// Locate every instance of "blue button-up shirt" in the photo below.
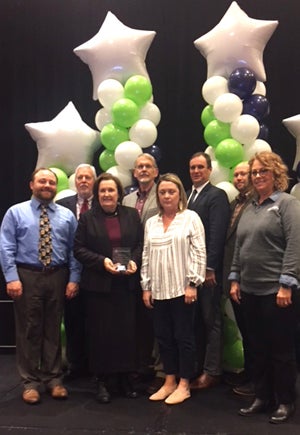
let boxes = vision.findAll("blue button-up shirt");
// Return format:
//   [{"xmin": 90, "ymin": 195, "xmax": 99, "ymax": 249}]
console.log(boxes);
[{"xmin": 0, "ymin": 197, "xmax": 81, "ymax": 283}]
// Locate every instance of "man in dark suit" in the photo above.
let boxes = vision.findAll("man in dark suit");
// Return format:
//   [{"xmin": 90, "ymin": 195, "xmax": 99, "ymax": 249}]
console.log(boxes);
[
  {"xmin": 223, "ymin": 161, "xmax": 254, "ymax": 396},
  {"xmin": 187, "ymin": 152, "xmax": 230, "ymax": 389},
  {"xmin": 56, "ymin": 163, "xmax": 96, "ymax": 380}
]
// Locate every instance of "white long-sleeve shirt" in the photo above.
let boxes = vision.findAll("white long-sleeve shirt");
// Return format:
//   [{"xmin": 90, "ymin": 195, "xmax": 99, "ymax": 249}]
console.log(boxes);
[{"xmin": 140, "ymin": 209, "xmax": 206, "ymax": 300}]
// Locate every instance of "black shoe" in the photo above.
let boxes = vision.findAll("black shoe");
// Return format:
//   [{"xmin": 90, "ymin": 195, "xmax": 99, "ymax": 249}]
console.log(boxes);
[
  {"xmin": 239, "ymin": 398, "xmax": 268, "ymax": 416},
  {"xmin": 269, "ymin": 403, "xmax": 295, "ymax": 424},
  {"xmin": 119, "ymin": 374, "xmax": 138, "ymax": 399},
  {"xmin": 96, "ymin": 382, "xmax": 111, "ymax": 404},
  {"xmin": 233, "ymin": 382, "xmax": 255, "ymax": 397}
]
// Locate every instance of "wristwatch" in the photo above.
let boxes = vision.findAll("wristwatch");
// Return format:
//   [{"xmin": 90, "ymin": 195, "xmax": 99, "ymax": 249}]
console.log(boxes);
[
  {"xmin": 189, "ymin": 282, "xmax": 197, "ymax": 288},
  {"xmin": 281, "ymin": 283, "xmax": 291, "ymax": 289}
]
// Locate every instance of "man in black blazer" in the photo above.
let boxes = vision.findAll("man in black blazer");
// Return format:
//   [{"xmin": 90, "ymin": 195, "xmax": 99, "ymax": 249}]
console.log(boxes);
[
  {"xmin": 56, "ymin": 163, "xmax": 97, "ymax": 380},
  {"xmin": 187, "ymin": 152, "xmax": 230, "ymax": 389}
]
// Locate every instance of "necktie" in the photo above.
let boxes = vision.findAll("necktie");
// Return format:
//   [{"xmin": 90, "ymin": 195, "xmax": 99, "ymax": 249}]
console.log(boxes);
[
  {"xmin": 38, "ymin": 205, "xmax": 52, "ymax": 266},
  {"xmin": 189, "ymin": 189, "xmax": 198, "ymax": 204},
  {"xmin": 80, "ymin": 199, "xmax": 89, "ymax": 216}
]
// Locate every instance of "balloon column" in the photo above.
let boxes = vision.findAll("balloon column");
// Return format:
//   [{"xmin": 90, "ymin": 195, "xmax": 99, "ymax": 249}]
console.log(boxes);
[
  {"xmin": 194, "ymin": 1, "xmax": 278, "ymax": 372},
  {"xmin": 74, "ymin": 11, "xmax": 161, "ymax": 188},
  {"xmin": 194, "ymin": 1, "xmax": 278, "ymax": 201},
  {"xmin": 283, "ymin": 114, "xmax": 300, "ymax": 201}
]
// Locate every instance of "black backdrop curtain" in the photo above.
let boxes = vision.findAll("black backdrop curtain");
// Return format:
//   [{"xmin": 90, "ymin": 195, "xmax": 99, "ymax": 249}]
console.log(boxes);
[{"xmin": 1, "ymin": 0, "xmax": 299, "ymax": 220}]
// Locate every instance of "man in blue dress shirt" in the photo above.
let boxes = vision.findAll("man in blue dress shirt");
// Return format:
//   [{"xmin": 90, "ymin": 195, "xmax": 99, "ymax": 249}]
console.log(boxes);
[{"xmin": 0, "ymin": 168, "xmax": 81, "ymax": 405}]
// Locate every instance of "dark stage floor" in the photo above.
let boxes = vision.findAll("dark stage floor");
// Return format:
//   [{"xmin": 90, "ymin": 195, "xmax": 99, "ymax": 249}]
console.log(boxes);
[{"xmin": 0, "ymin": 352, "xmax": 299, "ymax": 435}]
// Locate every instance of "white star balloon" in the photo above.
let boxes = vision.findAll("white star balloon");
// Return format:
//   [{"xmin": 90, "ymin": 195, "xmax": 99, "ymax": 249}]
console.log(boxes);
[
  {"xmin": 74, "ymin": 11, "xmax": 156, "ymax": 100},
  {"xmin": 282, "ymin": 114, "xmax": 300, "ymax": 170},
  {"xmin": 194, "ymin": 1, "xmax": 278, "ymax": 81},
  {"xmin": 25, "ymin": 102, "xmax": 100, "ymax": 175}
]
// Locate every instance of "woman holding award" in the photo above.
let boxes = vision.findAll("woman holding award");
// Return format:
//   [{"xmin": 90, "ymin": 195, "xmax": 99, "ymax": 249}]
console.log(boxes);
[{"xmin": 74, "ymin": 173, "xmax": 143, "ymax": 404}]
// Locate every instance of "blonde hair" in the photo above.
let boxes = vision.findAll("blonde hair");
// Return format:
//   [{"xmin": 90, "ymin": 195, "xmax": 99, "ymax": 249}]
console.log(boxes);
[
  {"xmin": 156, "ymin": 173, "xmax": 187, "ymax": 214},
  {"xmin": 249, "ymin": 151, "xmax": 289, "ymax": 192}
]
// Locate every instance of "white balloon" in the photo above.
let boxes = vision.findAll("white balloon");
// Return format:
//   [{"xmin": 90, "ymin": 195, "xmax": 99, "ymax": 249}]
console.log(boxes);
[
  {"xmin": 95, "ymin": 108, "xmax": 112, "ymax": 131},
  {"xmin": 74, "ymin": 11, "xmax": 156, "ymax": 100},
  {"xmin": 282, "ymin": 114, "xmax": 300, "ymax": 170},
  {"xmin": 230, "ymin": 114, "xmax": 260, "ymax": 145},
  {"xmin": 114, "ymin": 141, "xmax": 143, "ymax": 170},
  {"xmin": 129, "ymin": 119, "xmax": 157, "ymax": 148},
  {"xmin": 243, "ymin": 138, "xmax": 272, "ymax": 160},
  {"xmin": 194, "ymin": 1, "xmax": 278, "ymax": 81},
  {"xmin": 139, "ymin": 102, "xmax": 161, "ymax": 126},
  {"xmin": 106, "ymin": 165, "xmax": 133, "ymax": 188},
  {"xmin": 68, "ymin": 173, "xmax": 76, "ymax": 191},
  {"xmin": 290, "ymin": 183, "xmax": 300, "ymax": 201},
  {"xmin": 97, "ymin": 79, "xmax": 124, "ymax": 108},
  {"xmin": 254, "ymin": 81, "xmax": 266, "ymax": 96},
  {"xmin": 202, "ymin": 76, "xmax": 228, "ymax": 105},
  {"xmin": 204, "ymin": 146, "xmax": 215, "ymax": 160},
  {"xmin": 55, "ymin": 189, "xmax": 76, "ymax": 202},
  {"xmin": 25, "ymin": 102, "xmax": 101, "ymax": 175},
  {"xmin": 210, "ymin": 160, "xmax": 230, "ymax": 185},
  {"xmin": 216, "ymin": 181, "xmax": 239, "ymax": 202},
  {"xmin": 213, "ymin": 93, "xmax": 243, "ymax": 123}
]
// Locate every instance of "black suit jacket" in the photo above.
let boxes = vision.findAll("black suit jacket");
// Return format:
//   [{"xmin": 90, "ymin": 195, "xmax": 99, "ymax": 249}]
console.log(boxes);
[
  {"xmin": 74, "ymin": 204, "xmax": 144, "ymax": 294},
  {"xmin": 56, "ymin": 194, "xmax": 78, "ymax": 217},
  {"xmin": 187, "ymin": 183, "xmax": 230, "ymax": 279}
]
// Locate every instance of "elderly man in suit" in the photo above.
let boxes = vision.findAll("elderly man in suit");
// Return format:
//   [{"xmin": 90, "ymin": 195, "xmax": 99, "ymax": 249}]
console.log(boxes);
[
  {"xmin": 123, "ymin": 153, "xmax": 159, "ymax": 387},
  {"xmin": 223, "ymin": 161, "xmax": 254, "ymax": 396},
  {"xmin": 57, "ymin": 163, "xmax": 97, "ymax": 380},
  {"xmin": 187, "ymin": 152, "xmax": 230, "ymax": 389}
]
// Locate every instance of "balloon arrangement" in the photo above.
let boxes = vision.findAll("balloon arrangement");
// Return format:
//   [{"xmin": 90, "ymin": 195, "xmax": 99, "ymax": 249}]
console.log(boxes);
[
  {"xmin": 194, "ymin": 1, "xmax": 278, "ymax": 371},
  {"xmin": 74, "ymin": 11, "xmax": 161, "ymax": 189},
  {"xmin": 283, "ymin": 114, "xmax": 300, "ymax": 201},
  {"xmin": 194, "ymin": 1, "xmax": 278, "ymax": 202}
]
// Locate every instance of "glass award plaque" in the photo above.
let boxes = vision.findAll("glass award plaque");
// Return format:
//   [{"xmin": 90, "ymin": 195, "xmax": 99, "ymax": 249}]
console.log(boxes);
[{"xmin": 112, "ymin": 247, "xmax": 131, "ymax": 272}]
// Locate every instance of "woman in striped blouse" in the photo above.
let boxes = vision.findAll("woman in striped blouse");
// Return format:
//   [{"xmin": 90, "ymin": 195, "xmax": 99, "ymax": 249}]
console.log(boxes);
[{"xmin": 141, "ymin": 173, "xmax": 206, "ymax": 405}]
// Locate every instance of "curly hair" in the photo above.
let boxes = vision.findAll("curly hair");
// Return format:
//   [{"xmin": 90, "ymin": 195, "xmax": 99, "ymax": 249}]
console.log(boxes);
[{"xmin": 248, "ymin": 151, "xmax": 289, "ymax": 192}]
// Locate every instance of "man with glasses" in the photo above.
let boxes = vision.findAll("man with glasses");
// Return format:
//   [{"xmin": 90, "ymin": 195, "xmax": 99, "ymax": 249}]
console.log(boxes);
[
  {"xmin": 123, "ymin": 153, "xmax": 159, "ymax": 390},
  {"xmin": 187, "ymin": 152, "xmax": 230, "ymax": 390},
  {"xmin": 223, "ymin": 162, "xmax": 254, "ymax": 396}
]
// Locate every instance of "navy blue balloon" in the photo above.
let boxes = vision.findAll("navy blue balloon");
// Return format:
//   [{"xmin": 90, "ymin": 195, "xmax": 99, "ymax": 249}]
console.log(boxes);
[
  {"xmin": 242, "ymin": 94, "xmax": 270, "ymax": 121},
  {"xmin": 228, "ymin": 68, "xmax": 256, "ymax": 100},
  {"xmin": 124, "ymin": 185, "xmax": 138, "ymax": 195},
  {"xmin": 258, "ymin": 123, "xmax": 269, "ymax": 141},
  {"xmin": 143, "ymin": 144, "xmax": 162, "ymax": 163}
]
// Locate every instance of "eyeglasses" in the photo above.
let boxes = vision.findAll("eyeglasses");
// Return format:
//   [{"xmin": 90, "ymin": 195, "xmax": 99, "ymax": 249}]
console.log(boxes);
[
  {"xmin": 233, "ymin": 171, "xmax": 249, "ymax": 178},
  {"xmin": 250, "ymin": 168, "xmax": 270, "ymax": 177},
  {"xmin": 135, "ymin": 164, "xmax": 154, "ymax": 170}
]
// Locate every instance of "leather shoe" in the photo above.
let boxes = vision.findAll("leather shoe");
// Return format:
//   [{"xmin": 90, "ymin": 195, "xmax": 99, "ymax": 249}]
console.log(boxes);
[
  {"xmin": 239, "ymin": 398, "xmax": 268, "ymax": 416},
  {"xmin": 190, "ymin": 373, "xmax": 220, "ymax": 390},
  {"xmin": 164, "ymin": 388, "xmax": 191, "ymax": 405},
  {"xmin": 149, "ymin": 385, "xmax": 177, "ymax": 401},
  {"xmin": 96, "ymin": 382, "xmax": 111, "ymax": 404},
  {"xmin": 269, "ymin": 403, "xmax": 295, "ymax": 424},
  {"xmin": 22, "ymin": 389, "xmax": 40, "ymax": 404},
  {"xmin": 49, "ymin": 385, "xmax": 68, "ymax": 399},
  {"xmin": 233, "ymin": 382, "xmax": 255, "ymax": 397},
  {"xmin": 119, "ymin": 375, "xmax": 138, "ymax": 399}
]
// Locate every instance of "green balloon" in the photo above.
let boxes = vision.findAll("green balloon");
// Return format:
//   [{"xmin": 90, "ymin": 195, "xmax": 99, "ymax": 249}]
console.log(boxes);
[
  {"xmin": 204, "ymin": 120, "xmax": 231, "ymax": 148},
  {"xmin": 201, "ymin": 105, "xmax": 215, "ymax": 127},
  {"xmin": 124, "ymin": 75, "xmax": 153, "ymax": 106},
  {"xmin": 112, "ymin": 98, "xmax": 140, "ymax": 128},
  {"xmin": 223, "ymin": 339, "xmax": 244, "ymax": 370},
  {"xmin": 215, "ymin": 138, "xmax": 244, "ymax": 168},
  {"xmin": 61, "ymin": 320, "xmax": 66, "ymax": 348},
  {"xmin": 49, "ymin": 167, "xmax": 69, "ymax": 192},
  {"xmin": 99, "ymin": 149, "xmax": 117, "ymax": 171},
  {"xmin": 223, "ymin": 316, "xmax": 239, "ymax": 345},
  {"xmin": 100, "ymin": 123, "xmax": 129, "ymax": 151}
]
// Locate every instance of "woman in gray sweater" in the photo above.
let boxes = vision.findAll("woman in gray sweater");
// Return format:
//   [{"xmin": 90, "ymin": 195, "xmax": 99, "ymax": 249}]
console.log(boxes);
[{"xmin": 229, "ymin": 151, "xmax": 300, "ymax": 424}]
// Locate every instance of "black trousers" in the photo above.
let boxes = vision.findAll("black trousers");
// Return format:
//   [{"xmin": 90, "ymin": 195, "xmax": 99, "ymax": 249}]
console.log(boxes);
[
  {"xmin": 241, "ymin": 291, "xmax": 298, "ymax": 404},
  {"xmin": 153, "ymin": 296, "xmax": 197, "ymax": 380}
]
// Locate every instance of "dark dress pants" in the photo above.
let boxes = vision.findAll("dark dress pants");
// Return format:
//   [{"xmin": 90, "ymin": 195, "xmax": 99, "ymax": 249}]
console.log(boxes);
[{"xmin": 241, "ymin": 291, "xmax": 298, "ymax": 404}]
